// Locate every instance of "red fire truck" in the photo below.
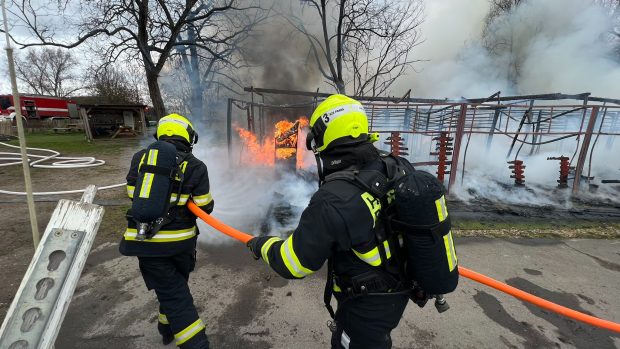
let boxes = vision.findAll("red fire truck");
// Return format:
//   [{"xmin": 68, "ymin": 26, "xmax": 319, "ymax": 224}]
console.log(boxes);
[{"xmin": 0, "ymin": 94, "xmax": 76, "ymax": 119}]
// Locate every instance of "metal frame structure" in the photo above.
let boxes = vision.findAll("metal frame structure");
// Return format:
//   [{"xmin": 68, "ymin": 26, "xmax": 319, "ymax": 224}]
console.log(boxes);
[{"xmin": 228, "ymin": 87, "xmax": 620, "ymax": 193}]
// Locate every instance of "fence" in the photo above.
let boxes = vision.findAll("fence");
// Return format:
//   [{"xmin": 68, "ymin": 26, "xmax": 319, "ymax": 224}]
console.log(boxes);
[
  {"xmin": 0, "ymin": 118, "xmax": 85, "ymax": 136},
  {"xmin": 0, "ymin": 120, "xmax": 13, "ymax": 136}
]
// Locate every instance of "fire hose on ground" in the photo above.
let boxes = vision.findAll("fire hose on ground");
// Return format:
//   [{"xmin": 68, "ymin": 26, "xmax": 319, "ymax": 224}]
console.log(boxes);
[
  {"xmin": 0, "ymin": 142, "xmax": 106, "ymax": 168},
  {"xmin": 187, "ymin": 201, "xmax": 620, "ymax": 334},
  {"xmin": 0, "ymin": 142, "xmax": 125, "ymax": 196}
]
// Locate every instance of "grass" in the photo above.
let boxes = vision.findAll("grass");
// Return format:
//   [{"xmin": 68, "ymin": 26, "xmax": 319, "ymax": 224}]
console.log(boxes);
[
  {"xmin": 96, "ymin": 204, "xmax": 131, "ymax": 244},
  {"xmin": 452, "ymin": 219, "xmax": 620, "ymax": 231},
  {"xmin": 4, "ymin": 132, "xmax": 142, "ymax": 155},
  {"xmin": 452, "ymin": 219, "xmax": 620, "ymax": 238}
]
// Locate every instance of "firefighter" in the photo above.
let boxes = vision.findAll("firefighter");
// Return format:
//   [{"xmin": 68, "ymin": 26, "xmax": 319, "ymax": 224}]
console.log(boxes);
[
  {"xmin": 247, "ymin": 95, "xmax": 409, "ymax": 349},
  {"xmin": 120, "ymin": 113, "xmax": 214, "ymax": 349}
]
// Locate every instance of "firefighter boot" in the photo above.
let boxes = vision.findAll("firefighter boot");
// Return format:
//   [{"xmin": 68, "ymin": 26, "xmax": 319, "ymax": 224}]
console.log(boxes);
[
  {"xmin": 162, "ymin": 333, "xmax": 174, "ymax": 346},
  {"xmin": 158, "ymin": 313, "xmax": 174, "ymax": 345}
]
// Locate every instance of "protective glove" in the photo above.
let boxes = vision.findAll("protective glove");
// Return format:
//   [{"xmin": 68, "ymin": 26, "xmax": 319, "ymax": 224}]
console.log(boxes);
[{"xmin": 247, "ymin": 237, "xmax": 261, "ymax": 260}]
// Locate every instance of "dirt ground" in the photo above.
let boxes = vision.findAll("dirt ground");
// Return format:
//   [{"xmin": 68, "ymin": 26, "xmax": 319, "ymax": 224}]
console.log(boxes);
[
  {"xmin": 0, "ymin": 136, "xmax": 137, "ymax": 322},
  {"xmin": 1, "ymin": 135, "xmax": 619, "ymax": 348}
]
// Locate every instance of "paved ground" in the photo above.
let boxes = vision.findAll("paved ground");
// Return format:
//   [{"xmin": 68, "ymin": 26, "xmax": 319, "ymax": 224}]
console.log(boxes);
[
  {"xmin": 1, "ymin": 137, "xmax": 619, "ymax": 348},
  {"xmin": 50, "ymin": 237, "xmax": 620, "ymax": 349}
]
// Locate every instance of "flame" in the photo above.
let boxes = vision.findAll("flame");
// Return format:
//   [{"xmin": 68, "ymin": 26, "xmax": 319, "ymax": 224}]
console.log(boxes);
[
  {"xmin": 236, "ymin": 117, "xmax": 309, "ymax": 168},
  {"xmin": 276, "ymin": 148, "xmax": 296, "ymax": 159},
  {"xmin": 235, "ymin": 126, "xmax": 275, "ymax": 165}
]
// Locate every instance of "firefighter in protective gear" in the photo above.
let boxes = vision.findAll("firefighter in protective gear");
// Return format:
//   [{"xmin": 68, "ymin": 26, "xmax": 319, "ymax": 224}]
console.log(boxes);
[
  {"xmin": 120, "ymin": 113, "xmax": 213, "ymax": 349},
  {"xmin": 247, "ymin": 95, "xmax": 409, "ymax": 349}
]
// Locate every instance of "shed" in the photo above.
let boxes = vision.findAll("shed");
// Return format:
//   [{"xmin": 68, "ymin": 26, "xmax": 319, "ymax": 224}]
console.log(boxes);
[{"xmin": 77, "ymin": 104, "xmax": 147, "ymax": 141}]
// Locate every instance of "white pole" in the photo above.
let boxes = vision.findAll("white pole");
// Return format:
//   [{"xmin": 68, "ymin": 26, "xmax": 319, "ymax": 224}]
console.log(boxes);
[{"xmin": 1, "ymin": 0, "xmax": 40, "ymax": 248}]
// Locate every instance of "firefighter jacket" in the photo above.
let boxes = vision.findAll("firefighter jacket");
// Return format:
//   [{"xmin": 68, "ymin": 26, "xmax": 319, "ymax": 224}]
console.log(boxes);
[
  {"xmin": 252, "ymin": 143, "xmax": 399, "ymax": 292},
  {"xmin": 120, "ymin": 140, "xmax": 214, "ymax": 257}
]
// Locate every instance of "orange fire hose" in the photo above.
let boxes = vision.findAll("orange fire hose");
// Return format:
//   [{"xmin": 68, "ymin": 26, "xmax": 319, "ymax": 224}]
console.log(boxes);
[
  {"xmin": 188, "ymin": 201, "xmax": 620, "ymax": 334},
  {"xmin": 189, "ymin": 201, "xmax": 253, "ymax": 244},
  {"xmin": 458, "ymin": 266, "xmax": 620, "ymax": 333}
]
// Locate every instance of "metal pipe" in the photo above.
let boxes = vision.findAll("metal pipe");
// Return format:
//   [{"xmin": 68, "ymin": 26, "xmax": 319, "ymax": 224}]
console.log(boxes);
[
  {"xmin": 486, "ymin": 109, "xmax": 501, "ymax": 151},
  {"xmin": 226, "ymin": 98, "xmax": 232, "ymax": 167},
  {"xmin": 2, "ymin": 0, "xmax": 40, "ymax": 248},
  {"xmin": 572, "ymin": 107, "xmax": 599, "ymax": 193},
  {"xmin": 530, "ymin": 110, "xmax": 543, "ymax": 155},
  {"xmin": 506, "ymin": 107, "xmax": 532, "ymax": 159},
  {"xmin": 369, "ymin": 130, "xmax": 620, "ymax": 136},
  {"xmin": 244, "ymin": 87, "xmax": 617, "ymax": 105},
  {"xmin": 448, "ymin": 104, "xmax": 467, "ymax": 190},
  {"xmin": 587, "ymin": 104, "xmax": 607, "ymax": 179},
  {"xmin": 243, "ymin": 86, "xmax": 449, "ymax": 103}
]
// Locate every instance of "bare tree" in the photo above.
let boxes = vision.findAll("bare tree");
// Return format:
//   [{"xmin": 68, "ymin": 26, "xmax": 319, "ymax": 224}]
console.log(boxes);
[
  {"xmin": 291, "ymin": 0, "xmax": 424, "ymax": 96},
  {"xmin": 172, "ymin": 3, "xmax": 268, "ymax": 120},
  {"xmin": 595, "ymin": 0, "xmax": 620, "ymax": 56},
  {"xmin": 15, "ymin": 47, "xmax": 81, "ymax": 97},
  {"xmin": 481, "ymin": 0, "xmax": 531, "ymax": 85},
  {"xmin": 10, "ymin": 0, "xmax": 258, "ymax": 119},
  {"xmin": 345, "ymin": 1, "xmax": 424, "ymax": 96},
  {"xmin": 88, "ymin": 66, "xmax": 142, "ymax": 104},
  {"xmin": 482, "ymin": 0, "xmax": 524, "ymax": 34},
  {"xmin": 483, "ymin": 0, "xmax": 620, "ymax": 84}
]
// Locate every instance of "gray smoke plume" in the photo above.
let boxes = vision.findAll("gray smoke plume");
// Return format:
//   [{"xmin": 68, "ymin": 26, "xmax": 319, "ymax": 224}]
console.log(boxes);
[
  {"xmin": 241, "ymin": 5, "xmax": 323, "ymax": 102},
  {"xmin": 408, "ymin": 0, "xmax": 620, "ymax": 98},
  {"xmin": 383, "ymin": 0, "xmax": 620, "ymax": 207},
  {"xmin": 188, "ymin": 0, "xmax": 620, "ymax": 247}
]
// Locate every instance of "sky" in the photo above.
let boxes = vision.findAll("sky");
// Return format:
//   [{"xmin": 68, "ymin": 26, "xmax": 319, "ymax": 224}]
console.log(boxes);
[{"xmin": 1, "ymin": 0, "xmax": 619, "ymax": 100}]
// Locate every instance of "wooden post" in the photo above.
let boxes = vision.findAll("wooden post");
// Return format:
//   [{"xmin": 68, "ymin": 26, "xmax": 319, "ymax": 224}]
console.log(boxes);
[
  {"xmin": 0, "ymin": 185, "xmax": 105, "ymax": 349},
  {"xmin": 79, "ymin": 107, "xmax": 94, "ymax": 142},
  {"xmin": 2, "ymin": 0, "xmax": 39, "ymax": 248}
]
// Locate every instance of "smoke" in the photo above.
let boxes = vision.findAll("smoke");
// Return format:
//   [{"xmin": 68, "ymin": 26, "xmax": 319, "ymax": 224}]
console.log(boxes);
[
  {"xmin": 241, "ymin": 3, "xmax": 323, "ymax": 102},
  {"xmin": 174, "ymin": 0, "xmax": 620, "ymax": 246},
  {"xmin": 387, "ymin": 0, "xmax": 620, "ymax": 207},
  {"xmin": 191, "ymin": 110, "xmax": 318, "ymax": 245},
  {"xmin": 409, "ymin": 0, "xmax": 620, "ymax": 99},
  {"xmin": 191, "ymin": 139, "xmax": 317, "ymax": 245},
  {"xmin": 438, "ymin": 128, "xmax": 620, "ymax": 208},
  {"xmin": 242, "ymin": 25, "xmax": 320, "ymax": 93}
]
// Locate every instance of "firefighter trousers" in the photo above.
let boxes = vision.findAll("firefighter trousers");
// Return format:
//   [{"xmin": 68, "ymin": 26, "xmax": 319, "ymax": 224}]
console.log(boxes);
[
  {"xmin": 138, "ymin": 250, "xmax": 209, "ymax": 349},
  {"xmin": 330, "ymin": 294, "xmax": 409, "ymax": 349}
]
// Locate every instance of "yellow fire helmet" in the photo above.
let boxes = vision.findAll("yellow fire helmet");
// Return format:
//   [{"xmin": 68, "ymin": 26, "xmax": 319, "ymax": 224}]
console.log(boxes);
[
  {"xmin": 306, "ymin": 94, "xmax": 369, "ymax": 152},
  {"xmin": 156, "ymin": 113, "xmax": 198, "ymax": 146}
]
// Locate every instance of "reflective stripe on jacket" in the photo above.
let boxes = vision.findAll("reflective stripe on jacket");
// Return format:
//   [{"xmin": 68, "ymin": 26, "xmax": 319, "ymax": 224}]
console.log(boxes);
[{"xmin": 120, "ymin": 141, "xmax": 214, "ymax": 257}]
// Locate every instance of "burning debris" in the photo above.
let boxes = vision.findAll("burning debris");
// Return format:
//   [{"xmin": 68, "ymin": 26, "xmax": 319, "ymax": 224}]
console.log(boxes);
[
  {"xmin": 275, "ymin": 120, "xmax": 303, "ymax": 160},
  {"xmin": 233, "ymin": 117, "xmax": 315, "ymax": 234},
  {"xmin": 236, "ymin": 117, "xmax": 309, "ymax": 169}
]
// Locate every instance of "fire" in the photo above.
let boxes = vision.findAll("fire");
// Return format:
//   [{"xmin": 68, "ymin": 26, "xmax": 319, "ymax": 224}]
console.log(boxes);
[
  {"xmin": 236, "ymin": 117, "xmax": 309, "ymax": 168},
  {"xmin": 235, "ymin": 126, "xmax": 276, "ymax": 165}
]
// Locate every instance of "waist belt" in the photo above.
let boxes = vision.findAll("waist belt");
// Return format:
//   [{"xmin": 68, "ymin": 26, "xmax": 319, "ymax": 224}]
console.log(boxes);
[{"xmin": 335, "ymin": 270, "xmax": 405, "ymax": 298}]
